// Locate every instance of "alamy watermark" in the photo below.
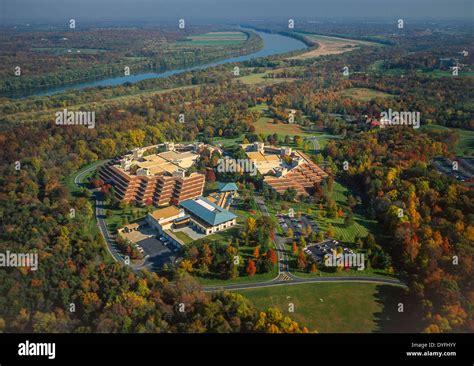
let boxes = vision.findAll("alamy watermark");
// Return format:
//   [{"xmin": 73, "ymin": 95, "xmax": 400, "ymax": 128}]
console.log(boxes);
[
  {"xmin": 55, "ymin": 109, "xmax": 95, "ymax": 129},
  {"xmin": 217, "ymin": 157, "xmax": 257, "ymax": 176},
  {"xmin": 0, "ymin": 251, "xmax": 38, "ymax": 271},
  {"xmin": 324, "ymin": 251, "xmax": 365, "ymax": 271},
  {"xmin": 380, "ymin": 108, "xmax": 420, "ymax": 129},
  {"xmin": 18, "ymin": 341, "xmax": 55, "ymax": 360}
]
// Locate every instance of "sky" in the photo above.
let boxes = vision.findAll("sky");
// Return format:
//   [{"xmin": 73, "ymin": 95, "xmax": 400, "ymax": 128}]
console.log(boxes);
[{"xmin": 1, "ymin": 0, "xmax": 472, "ymax": 23}]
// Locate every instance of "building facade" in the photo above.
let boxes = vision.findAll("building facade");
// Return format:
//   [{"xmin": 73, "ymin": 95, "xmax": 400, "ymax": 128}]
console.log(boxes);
[{"xmin": 99, "ymin": 143, "xmax": 206, "ymax": 206}]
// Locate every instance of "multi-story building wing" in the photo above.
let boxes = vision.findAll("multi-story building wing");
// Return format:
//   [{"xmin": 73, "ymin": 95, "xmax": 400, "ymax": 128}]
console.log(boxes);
[{"xmin": 99, "ymin": 143, "xmax": 206, "ymax": 206}]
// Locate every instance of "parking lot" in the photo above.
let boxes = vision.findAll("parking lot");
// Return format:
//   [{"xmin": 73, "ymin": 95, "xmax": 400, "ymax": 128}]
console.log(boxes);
[
  {"xmin": 276, "ymin": 213, "xmax": 318, "ymax": 238},
  {"xmin": 432, "ymin": 157, "xmax": 473, "ymax": 182},
  {"xmin": 305, "ymin": 239, "xmax": 355, "ymax": 263},
  {"xmin": 136, "ymin": 236, "xmax": 180, "ymax": 270},
  {"xmin": 119, "ymin": 222, "xmax": 181, "ymax": 271}
]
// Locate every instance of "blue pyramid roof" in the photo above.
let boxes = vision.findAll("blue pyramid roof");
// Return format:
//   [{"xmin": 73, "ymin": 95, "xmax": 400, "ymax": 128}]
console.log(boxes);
[{"xmin": 217, "ymin": 182, "xmax": 238, "ymax": 192}]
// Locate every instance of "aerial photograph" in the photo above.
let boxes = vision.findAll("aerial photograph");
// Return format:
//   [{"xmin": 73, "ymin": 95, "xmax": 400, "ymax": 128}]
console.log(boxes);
[{"xmin": 0, "ymin": 0, "xmax": 472, "ymax": 362}]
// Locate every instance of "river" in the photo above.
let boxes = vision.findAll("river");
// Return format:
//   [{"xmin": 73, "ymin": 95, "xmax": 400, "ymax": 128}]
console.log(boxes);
[{"xmin": 10, "ymin": 30, "xmax": 308, "ymax": 99}]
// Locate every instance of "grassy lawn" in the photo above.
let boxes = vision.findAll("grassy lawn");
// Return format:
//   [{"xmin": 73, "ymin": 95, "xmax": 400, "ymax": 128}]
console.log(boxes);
[
  {"xmin": 64, "ymin": 160, "xmax": 104, "ymax": 198},
  {"xmin": 253, "ymin": 117, "xmax": 315, "ymax": 138},
  {"xmin": 236, "ymin": 72, "xmax": 296, "ymax": 86},
  {"xmin": 249, "ymin": 102, "xmax": 327, "ymax": 140},
  {"xmin": 173, "ymin": 231, "xmax": 194, "ymax": 245},
  {"xmin": 64, "ymin": 161, "xmax": 104, "ymax": 236},
  {"xmin": 103, "ymin": 203, "xmax": 151, "ymax": 233},
  {"xmin": 208, "ymin": 135, "xmax": 243, "ymax": 147},
  {"xmin": 237, "ymin": 282, "xmax": 410, "ymax": 333},
  {"xmin": 197, "ymin": 265, "xmax": 278, "ymax": 286},
  {"xmin": 338, "ymin": 88, "xmax": 394, "ymax": 102}
]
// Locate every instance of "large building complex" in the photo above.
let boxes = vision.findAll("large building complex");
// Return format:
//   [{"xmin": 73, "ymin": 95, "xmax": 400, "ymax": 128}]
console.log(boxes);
[
  {"xmin": 242, "ymin": 142, "xmax": 328, "ymax": 197},
  {"xmin": 100, "ymin": 142, "xmax": 215, "ymax": 206}
]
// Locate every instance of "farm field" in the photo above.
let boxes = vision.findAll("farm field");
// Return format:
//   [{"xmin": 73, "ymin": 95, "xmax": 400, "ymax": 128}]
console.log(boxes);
[
  {"xmin": 288, "ymin": 33, "xmax": 379, "ymax": 60},
  {"xmin": 237, "ymin": 282, "xmax": 409, "ymax": 333}
]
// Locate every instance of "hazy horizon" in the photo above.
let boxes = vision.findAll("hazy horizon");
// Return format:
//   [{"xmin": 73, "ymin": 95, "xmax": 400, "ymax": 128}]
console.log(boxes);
[{"xmin": 1, "ymin": 0, "xmax": 472, "ymax": 24}]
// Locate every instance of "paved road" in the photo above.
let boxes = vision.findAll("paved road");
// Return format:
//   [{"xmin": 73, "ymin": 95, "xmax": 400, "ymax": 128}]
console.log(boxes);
[
  {"xmin": 202, "ymin": 274, "xmax": 406, "ymax": 292},
  {"xmin": 74, "ymin": 160, "xmax": 124, "ymax": 264}
]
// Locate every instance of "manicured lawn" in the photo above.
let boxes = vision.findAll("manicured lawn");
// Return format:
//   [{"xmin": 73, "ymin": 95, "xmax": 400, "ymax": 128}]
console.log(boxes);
[
  {"xmin": 208, "ymin": 135, "xmax": 243, "ymax": 147},
  {"xmin": 103, "ymin": 204, "xmax": 151, "ymax": 233},
  {"xmin": 173, "ymin": 231, "xmax": 194, "ymax": 245},
  {"xmin": 237, "ymin": 282, "xmax": 409, "ymax": 332}
]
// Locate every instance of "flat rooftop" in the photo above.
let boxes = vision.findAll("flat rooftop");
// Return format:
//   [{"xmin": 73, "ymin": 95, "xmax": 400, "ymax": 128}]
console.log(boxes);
[
  {"xmin": 115, "ymin": 148, "xmax": 199, "ymax": 176},
  {"xmin": 149, "ymin": 206, "xmax": 182, "ymax": 221}
]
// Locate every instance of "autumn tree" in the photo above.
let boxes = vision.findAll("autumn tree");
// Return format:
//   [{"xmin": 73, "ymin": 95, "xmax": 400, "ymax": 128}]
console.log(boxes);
[{"xmin": 246, "ymin": 260, "xmax": 257, "ymax": 277}]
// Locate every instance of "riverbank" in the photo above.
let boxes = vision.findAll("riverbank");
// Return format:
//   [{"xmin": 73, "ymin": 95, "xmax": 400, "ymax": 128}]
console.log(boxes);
[{"xmin": 2, "ymin": 29, "xmax": 307, "ymax": 99}]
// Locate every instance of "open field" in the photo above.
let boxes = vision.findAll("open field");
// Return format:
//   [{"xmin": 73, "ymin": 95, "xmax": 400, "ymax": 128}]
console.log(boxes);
[
  {"xmin": 237, "ymin": 282, "xmax": 410, "ymax": 332},
  {"xmin": 249, "ymin": 102, "xmax": 334, "ymax": 142},
  {"xmin": 236, "ymin": 72, "xmax": 296, "ymax": 87},
  {"xmin": 288, "ymin": 33, "xmax": 378, "ymax": 60},
  {"xmin": 254, "ymin": 117, "xmax": 313, "ymax": 137},
  {"xmin": 338, "ymin": 87, "xmax": 394, "ymax": 102}
]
